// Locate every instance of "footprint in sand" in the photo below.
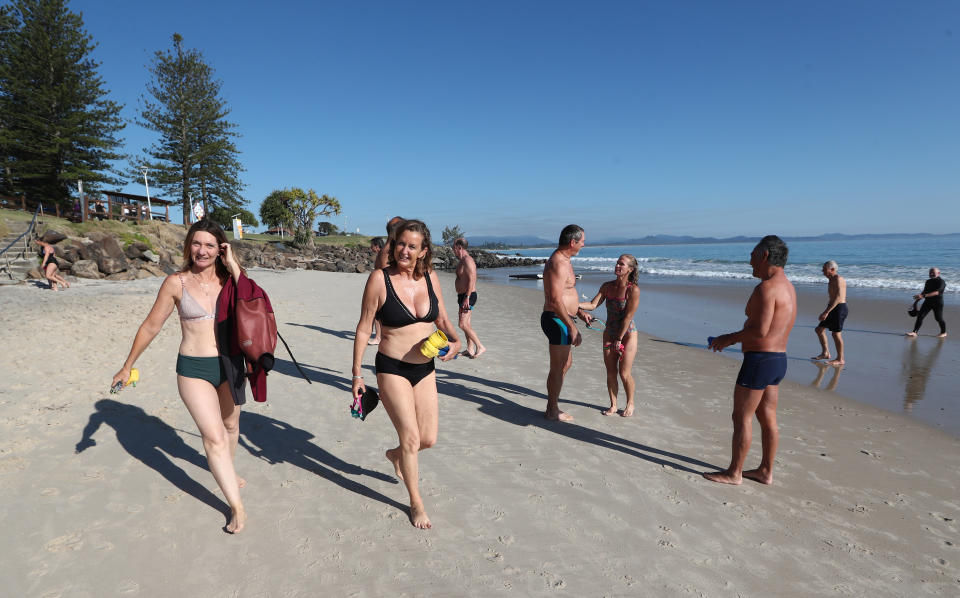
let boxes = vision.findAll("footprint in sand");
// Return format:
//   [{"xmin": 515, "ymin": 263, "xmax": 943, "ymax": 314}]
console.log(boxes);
[
  {"xmin": 44, "ymin": 532, "xmax": 83, "ymax": 552},
  {"xmin": 40, "ymin": 487, "xmax": 60, "ymax": 496},
  {"xmin": 117, "ymin": 579, "xmax": 140, "ymax": 594}
]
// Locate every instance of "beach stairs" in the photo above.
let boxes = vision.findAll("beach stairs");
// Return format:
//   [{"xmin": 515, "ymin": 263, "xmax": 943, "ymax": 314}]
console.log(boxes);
[{"xmin": 0, "ymin": 221, "xmax": 36, "ymax": 285}]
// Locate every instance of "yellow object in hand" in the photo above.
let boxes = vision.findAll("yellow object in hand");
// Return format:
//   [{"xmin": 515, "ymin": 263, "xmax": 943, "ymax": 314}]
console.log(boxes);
[
  {"xmin": 128, "ymin": 368, "xmax": 139, "ymax": 387},
  {"xmin": 419, "ymin": 329, "xmax": 449, "ymax": 358}
]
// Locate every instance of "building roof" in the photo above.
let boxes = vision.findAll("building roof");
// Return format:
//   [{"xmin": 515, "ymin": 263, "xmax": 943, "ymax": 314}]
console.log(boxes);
[{"xmin": 101, "ymin": 190, "xmax": 175, "ymax": 205}]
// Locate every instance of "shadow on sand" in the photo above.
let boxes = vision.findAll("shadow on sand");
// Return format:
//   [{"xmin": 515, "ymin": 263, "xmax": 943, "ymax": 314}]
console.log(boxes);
[
  {"xmin": 76, "ymin": 399, "xmax": 229, "ymax": 521},
  {"xmin": 238, "ymin": 411, "xmax": 405, "ymax": 512},
  {"xmin": 285, "ymin": 322, "xmax": 356, "ymax": 341},
  {"xmin": 433, "ymin": 368, "xmax": 718, "ymax": 474},
  {"xmin": 272, "ymin": 358, "xmax": 352, "ymax": 391}
]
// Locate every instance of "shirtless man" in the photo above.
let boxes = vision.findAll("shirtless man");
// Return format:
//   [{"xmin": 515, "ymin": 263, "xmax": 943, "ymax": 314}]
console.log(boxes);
[
  {"xmin": 453, "ymin": 238, "xmax": 486, "ymax": 358},
  {"xmin": 541, "ymin": 224, "xmax": 589, "ymax": 422},
  {"xmin": 374, "ymin": 216, "xmax": 405, "ymax": 270},
  {"xmin": 811, "ymin": 260, "xmax": 848, "ymax": 366},
  {"xmin": 704, "ymin": 235, "xmax": 797, "ymax": 485},
  {"xmin": 367, "ymin": 237, "xmax": 386, "ymax": 345}
]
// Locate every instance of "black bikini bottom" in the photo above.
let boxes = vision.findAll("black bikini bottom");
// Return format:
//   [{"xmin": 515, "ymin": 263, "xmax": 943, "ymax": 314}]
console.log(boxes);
[{"xmin": 375, "ymin": 352, "xmax": 435, "ymax": 387}]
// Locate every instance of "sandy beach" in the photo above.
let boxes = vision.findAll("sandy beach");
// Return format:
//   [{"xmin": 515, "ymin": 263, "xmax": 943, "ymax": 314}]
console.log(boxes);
[{"xmin": 2, "ymin": 269, "xmax": 959, "ymax": 596}]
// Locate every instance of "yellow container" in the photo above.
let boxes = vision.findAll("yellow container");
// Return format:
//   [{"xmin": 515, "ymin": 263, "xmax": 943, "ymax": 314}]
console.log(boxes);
[
  {"xmin": 128, "ymin": 368, "xmax": 139, "ymax": 387},
  {"xmin": 419, "ymin": 329, "xmax": 449, "ymax": 358}
]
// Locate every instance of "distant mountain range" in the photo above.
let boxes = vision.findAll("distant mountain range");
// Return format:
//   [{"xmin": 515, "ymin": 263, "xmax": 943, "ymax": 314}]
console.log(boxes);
[{"xmin": 469, "ymin": 232, "xmax": 959, "ymax": 248}]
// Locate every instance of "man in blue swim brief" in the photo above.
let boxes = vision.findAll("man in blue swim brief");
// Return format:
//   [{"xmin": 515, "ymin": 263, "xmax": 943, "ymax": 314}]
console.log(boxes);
[{"xmin": 705, "ymin": 235, "xmax": 797, "ymax": 486}]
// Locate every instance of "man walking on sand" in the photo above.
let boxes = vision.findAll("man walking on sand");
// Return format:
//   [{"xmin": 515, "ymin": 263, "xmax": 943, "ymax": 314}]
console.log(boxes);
[
  {"xmin": 453, "ymin": 238, "xmax": 486, "ymax": 358},
  {"xmin": 907, "ymin": 267, "xmax": 947, "ymax": 338},
  {"xmin": 812, "ymin": 260, "xmax": 848, "ymax": 366},
  {"xmin": 705, "ymin": 235, "xmax": 797, "ymax": 485},
  {"xmin": 541, "ymin": 224, "xmax": 590, "ymax": 422}
]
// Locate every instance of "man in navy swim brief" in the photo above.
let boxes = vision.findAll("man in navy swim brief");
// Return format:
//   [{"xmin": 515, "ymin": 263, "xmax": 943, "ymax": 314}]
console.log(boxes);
[{"xmin": 705, "ymin": 235, "xmax": 797, "ymax": 486}]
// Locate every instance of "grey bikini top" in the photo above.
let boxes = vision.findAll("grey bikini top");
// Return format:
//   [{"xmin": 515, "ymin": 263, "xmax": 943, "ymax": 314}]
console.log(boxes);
[{"xmin": 177, "ymin": 274, "xmax": 215, "ymax": 322}]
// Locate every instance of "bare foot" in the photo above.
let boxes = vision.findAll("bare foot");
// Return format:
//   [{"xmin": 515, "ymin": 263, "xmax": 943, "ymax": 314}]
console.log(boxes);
[
  {"xmin": 225, "ymin": 506, "xmax": 246, "ymax": 533},
  {"xmin": 937, "ymin": 332, "xmax": 948, "ymax": 338},
  {"xmin": 810, "ymin": 353, "xmax": 830, "ymax": 360},
  {"xmin": 471, "ymin": 346, "xmax": 486, "ymax": 359},
  {"xmin": 703, "ymin": 470, "xmax": 742, "ymax": 485},
  {"xmin": 602, "ymin": 406, "xmax": 617, "ymax": 416},
  {"xmin": 905, "ymin": 332, "xmax": 917, "ymax": 337},
  {"xmin": 827, "ymin": 359, "xmax": 844, "ymax": 367},
  {"xmin": 367, "ymin": 337, "xmax": 380, "ymax": 345},
  {"xmin": 545, "ymin": 409, "xmax": 574, "ymax": 422},
  {"xmin": 742, "ymin": 468, "xmax": 773, "ymax": 485},
  {"xmin": 620, "ymin": 404, "xmax": 635, "ymax": 417},
  {"xmin": 386, "ymin": 448, "xmax": 403, "ymax": 481},
  {"xmin": 237, "ymin": 476, "xmax": 246, "ymax": 489},
  {"xmin": 410, "ymin": 504, "xmax": 432, "ymax": 529}
]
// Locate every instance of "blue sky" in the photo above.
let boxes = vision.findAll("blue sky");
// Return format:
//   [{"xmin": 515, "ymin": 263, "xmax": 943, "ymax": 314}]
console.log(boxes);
[{"xmin": 62, "ymin": 0, "xmax": 960, "ymax": 238}]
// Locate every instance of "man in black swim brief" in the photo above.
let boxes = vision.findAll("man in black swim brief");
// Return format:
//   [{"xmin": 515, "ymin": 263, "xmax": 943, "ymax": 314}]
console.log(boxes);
[
  {"xmin": 812, "ymin": 260, "xmax": 848, "ymax": 366},
  {"xmin": 540, "ymin": 225, "xmax": 587, "ymax": 422},
  {"xmin": 453, "ymin": 238, "xmax": 486, "ymax": 358}
]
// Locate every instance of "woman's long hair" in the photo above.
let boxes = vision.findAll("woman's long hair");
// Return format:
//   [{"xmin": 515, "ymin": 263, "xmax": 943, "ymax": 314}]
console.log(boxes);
[
  {"xmin": 387, "ymin": 219, "xmax": 433, "ymax": 280},
  {"xmin": 181, "ymin": 219, "xmax": 233, "ymax": 280},
  {"xmin": 621, "ymin": 254, "xmax": 639, "ymax": 285}
]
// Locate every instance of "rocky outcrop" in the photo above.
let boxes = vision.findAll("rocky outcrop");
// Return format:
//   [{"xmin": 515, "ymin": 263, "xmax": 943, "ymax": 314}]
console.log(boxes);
[{"xmin": 32, "ymin": 221, "xmax": 544, "ymax": 283}]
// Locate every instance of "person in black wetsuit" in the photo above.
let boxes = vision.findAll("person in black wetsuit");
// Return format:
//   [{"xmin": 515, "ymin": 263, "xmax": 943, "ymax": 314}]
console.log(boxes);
[
  {"xmin": 351, "ymin": 219, "xmax": 460, "ymax": 529},
  {"xmin": 906, "ymin": 268, "xmax": 947, "ymax": 338}
]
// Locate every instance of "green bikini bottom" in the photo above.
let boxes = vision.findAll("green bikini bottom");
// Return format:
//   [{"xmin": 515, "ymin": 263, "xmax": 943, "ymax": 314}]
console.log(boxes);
[{"xmin": 176, "ymin": 354, "xmax": 226, "ymax": 388}]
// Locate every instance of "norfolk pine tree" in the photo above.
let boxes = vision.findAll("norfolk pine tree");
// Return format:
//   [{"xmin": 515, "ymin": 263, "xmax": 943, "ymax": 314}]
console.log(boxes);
[
  {"xmin": 0, "ymin": 0, "xmax": 124, "ymax": 204},
  {"xmin": 137, "ymin": 33, "xmax": 247, "ymax": 225}
]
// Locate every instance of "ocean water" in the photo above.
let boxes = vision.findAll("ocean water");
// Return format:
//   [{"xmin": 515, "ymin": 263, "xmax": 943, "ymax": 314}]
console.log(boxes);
[{"xmin": 497, "ymin": 236, "xmax": 960, "ymax": 295}]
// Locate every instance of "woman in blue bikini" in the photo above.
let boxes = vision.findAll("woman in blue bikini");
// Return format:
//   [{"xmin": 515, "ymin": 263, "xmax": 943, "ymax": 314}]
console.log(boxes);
[
  {"xmin": 579, "ymin": 254, "xmax": 640, "ymax": 417},
  {"xmin": 112, "ymin": 219, "xmax": 248, "ymax": 533},
  {"xmin": 351, "ymin": 219, "xmax": 460, "ymax": 529}
]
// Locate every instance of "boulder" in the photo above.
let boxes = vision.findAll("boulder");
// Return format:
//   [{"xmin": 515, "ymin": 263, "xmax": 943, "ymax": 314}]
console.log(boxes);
[
  {"xmin": 26, "ymin": 267, "xmax": 43, "ymax": 279},
  {"xmin": 134, "ymin": 268, "xmax": 154, "ymax": 279},
  {"xmin": 140, "ymin": 262, "xmax": 166, "ymax": 277},
  {"xmin": 141, "ymin": 249, "xmax": 160, "ymax": 263},
  {"xmin": 159, "ymin": 260, "xmax": 178, "ymax": 275},
  {"xmin": 76, "ymin": 239, "xmax": 102, "ymax": 261},
  {"xmin": 124, "ymin": 244, "xmax": 144, "ymax": 260},
  {"xmin": 41, "ymin": 229, "xmax": 67, "ymax": 244},
  {"xmin": 72, "ymin": 260, "xmax": 102, "ymax": 279},
  {"xmin": 97, "ymin": 236, "xmax": 125, "ymax": 260},
  {"xmin": 59, "ymin": 244, "xmax": 81, "ymax": 263},
  {"xmin": 97, "ymin": 255, "xmax": 129, "ymax": 275},
  {"xmin": 106, "ymin": 270, "xmax": 137, "ymax": 281}
]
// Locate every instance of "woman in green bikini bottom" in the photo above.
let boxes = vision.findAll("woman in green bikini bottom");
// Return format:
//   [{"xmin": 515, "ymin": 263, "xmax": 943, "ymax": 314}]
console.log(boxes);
[{"xmin": 112, "ymin": 219, "xmax": 248, "ymax": 533}]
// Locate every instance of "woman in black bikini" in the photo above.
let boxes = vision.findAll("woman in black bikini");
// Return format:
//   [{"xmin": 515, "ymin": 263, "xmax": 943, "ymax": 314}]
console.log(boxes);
[
  {"xmin": 112, "ymin": 219, "xmax": 248, "ymax": 533},
  {"xmin": 351, "ymin": 219, "xmax": 460, "ymax": 529},
  {"xmin": 34, "ymin": 239, "xmax": 70, "ymax": 290}
]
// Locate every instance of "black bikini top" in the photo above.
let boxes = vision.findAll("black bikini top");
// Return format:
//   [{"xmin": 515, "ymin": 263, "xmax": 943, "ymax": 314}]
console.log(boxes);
[{"xmin": 376, "ymin": 268, "xmax": 439, "ymax": 328}]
